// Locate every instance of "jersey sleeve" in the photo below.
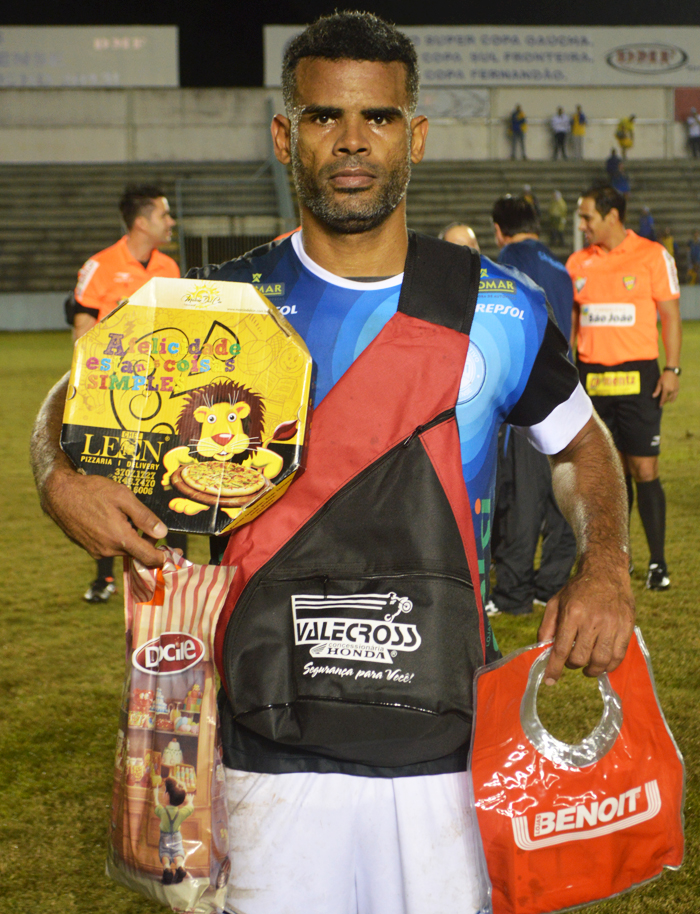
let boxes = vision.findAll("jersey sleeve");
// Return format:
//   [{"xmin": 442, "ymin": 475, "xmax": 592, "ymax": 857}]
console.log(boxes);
[
  {"xmin": 649, "ymin": 243, "xmax": 680, "ymax": 302},
  {"xmin": 506, "ymin": 317, "xmax": 591, "ymax": 454},
  {"xmin": 74, "ymin": 257, "xmax": 105, "ymax": 309}
]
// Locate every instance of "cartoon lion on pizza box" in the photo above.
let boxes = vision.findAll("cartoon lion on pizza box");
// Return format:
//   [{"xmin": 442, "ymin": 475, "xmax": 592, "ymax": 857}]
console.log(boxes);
[{"xmin": 162, "ymin": 378, "xmax": 299, "ymax": 518}]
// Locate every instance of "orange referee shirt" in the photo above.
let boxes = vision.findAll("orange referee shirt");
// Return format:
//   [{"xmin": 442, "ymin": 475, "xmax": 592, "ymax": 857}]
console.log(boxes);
[
  {"xmin": 567, "ymin": 230, "xmax": 679, "ymax": 366},
  {"xmin": 74, "ymin": 235, "xmax": 180, "ymax": 322}
]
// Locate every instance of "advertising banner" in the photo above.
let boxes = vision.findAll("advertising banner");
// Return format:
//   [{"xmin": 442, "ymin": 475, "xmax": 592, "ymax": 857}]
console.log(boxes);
[
  {"xmin": 0, "ymin": 26, "xmax": 178, "ymax": 87},
  {"xmin": 265, "ymin": 25, "xmax": 700, "ymax": 88}
]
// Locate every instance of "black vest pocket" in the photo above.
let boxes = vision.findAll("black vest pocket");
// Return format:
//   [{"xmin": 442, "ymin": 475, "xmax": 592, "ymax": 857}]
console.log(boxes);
[{"xmin": 226, "ymin": 572, "xmax": 483, "ymax": 767}]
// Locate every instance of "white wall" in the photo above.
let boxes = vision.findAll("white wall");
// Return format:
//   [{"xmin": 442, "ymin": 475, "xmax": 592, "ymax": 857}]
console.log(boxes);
[{"xmin": 0, "ymin": 85, "xmax": 692, "ymax": 163}]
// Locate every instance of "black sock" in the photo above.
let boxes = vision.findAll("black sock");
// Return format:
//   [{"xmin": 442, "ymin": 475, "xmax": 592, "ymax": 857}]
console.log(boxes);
[
  {"xmin": 97, "ymin": 556, "xmax": 114, "ymax": 580},
  {"xmin": 636, "ymin": 478, "xmax": 666, "ymax": 565},
  {"xmin": 625, "ymin": 474, "xmax": 634, "ymax": 515}
]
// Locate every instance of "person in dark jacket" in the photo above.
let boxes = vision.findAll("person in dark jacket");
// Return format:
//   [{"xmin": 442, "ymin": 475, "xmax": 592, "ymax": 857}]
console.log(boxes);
[{"xmin": 488, "ymin": 194, "xmax": 577, "ymax": 617}]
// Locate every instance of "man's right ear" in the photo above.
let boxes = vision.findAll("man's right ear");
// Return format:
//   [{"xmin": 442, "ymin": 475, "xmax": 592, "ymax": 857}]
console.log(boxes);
[{"xmin": 271, "ymin": 115, "xmax": 292, "ymax": 165}]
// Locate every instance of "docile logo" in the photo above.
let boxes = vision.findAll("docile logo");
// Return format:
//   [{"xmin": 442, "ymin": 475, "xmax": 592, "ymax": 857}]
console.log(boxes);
[{"xmin": 133, "ymin": 632, "xmax": 205, "ymax": 675}]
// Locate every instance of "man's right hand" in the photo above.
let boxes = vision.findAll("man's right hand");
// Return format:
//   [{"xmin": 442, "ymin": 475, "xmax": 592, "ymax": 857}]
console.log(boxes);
[
  {"xmin": 42, "ymin": 465, "xmax": 168, "ymax": 565},
  {"xmin": 31, "ymin": 371, "xmax": 167, "ymax": 567}
]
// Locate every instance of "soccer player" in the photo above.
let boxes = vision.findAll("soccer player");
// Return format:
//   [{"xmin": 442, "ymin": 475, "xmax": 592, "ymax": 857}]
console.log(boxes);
[
  {"xmin": 32, "ymin": 14, "xmax": 635, "ymax": 913},
  {"xmin": 69, "ymin": 184, "xmax": 181, "ymax": 602},
  {"xmin": 568, "ymin": 185, "xmax": 681, "ymax": 590}
]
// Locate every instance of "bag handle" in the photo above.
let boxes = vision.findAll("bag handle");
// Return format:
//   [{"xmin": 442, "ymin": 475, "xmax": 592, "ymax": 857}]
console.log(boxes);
[{"xmin": 520, "ymin": 647, "xmax": 623, "ymax": 769}]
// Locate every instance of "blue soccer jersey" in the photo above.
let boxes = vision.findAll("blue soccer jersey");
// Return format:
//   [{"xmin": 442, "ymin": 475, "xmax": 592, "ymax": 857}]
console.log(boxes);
[{"xmin": 196, "ymin": 231, "xmax": 590, "ymax": 606}]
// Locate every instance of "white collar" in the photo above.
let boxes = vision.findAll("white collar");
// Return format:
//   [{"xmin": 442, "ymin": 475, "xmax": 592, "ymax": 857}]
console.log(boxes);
[{"xmin": 291, "ymin": 230, "xmax": 403, "ymax": 290}]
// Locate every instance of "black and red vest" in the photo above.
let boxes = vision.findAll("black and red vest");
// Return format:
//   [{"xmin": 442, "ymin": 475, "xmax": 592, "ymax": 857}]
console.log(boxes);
[{"xmin": 215, "ymin": 232, "xmax": 498, "ymax": 768}]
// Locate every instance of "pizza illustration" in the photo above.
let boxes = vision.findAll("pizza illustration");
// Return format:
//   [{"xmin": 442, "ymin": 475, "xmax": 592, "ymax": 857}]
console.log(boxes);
[{"xmin": 171, "ymin": 462, "xmax": 271, "ymax": 508}]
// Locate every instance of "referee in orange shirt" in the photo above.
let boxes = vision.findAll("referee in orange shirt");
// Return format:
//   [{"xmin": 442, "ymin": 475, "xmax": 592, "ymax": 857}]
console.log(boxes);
[
  {"xmin": 70, "ymin": 184, "xmax": 183, "ymax": 602},
  {"xmin": 567, "ymin": 185, "xmax": 681, "ymax": 590}
]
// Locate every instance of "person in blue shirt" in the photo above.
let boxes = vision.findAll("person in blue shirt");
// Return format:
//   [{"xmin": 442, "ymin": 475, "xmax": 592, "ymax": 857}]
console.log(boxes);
[
  {"xmin": 31, "ymin": 12, "xmax": 635, "ymax": 914},
  {"xmin": 488, "ymin": 194, "xmax": 577, "ymax": 617},
  {"xmin": 638, "ymin": 206, "xmax": 656, "ymax": 241},
  {"xmin": 606, "ymin": 147, "xmax": 621, "ymax": 179},
  {"xmin": 509, "ymin": 104, "xmax": 527, "ymax": 159}
]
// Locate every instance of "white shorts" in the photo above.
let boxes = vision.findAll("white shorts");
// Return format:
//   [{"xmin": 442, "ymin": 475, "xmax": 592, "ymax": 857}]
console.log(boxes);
[{"xmin": 223, "ymin": 767, "xmax": 491, "ymax": 914}]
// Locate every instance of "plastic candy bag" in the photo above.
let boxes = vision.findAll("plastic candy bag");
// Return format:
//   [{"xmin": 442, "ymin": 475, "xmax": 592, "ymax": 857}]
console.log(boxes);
[
  {"xmin": 469, "ymin": 627, "xmax": 684, "ymax": 914},
  {"xmin": 106, "ymin": 550, "xmax": 236, "ymax": 913}
]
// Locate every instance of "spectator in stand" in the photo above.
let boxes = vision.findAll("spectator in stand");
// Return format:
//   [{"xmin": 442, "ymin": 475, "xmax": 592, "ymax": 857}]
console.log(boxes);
[
  {"xmin": 551, "ymin": 106, "xmax": 571, "ymax": 159},
  {"xmin": 509, "ymin": 104, "xmax": 527, "ymax": 159},
  {"xmin": 548, "ymin": 190, "xmax": 568, "ymax": 247},
  {"xmin": 638, "ymin": 206, "xmax": 656, "ymax": 241},
  {"xmin": 611, "ymin": 162, "xmax": 630, "ymax": 198},
  {"xmin": 438, "ymin": 222, "xmax": 480, "ymax": 250},
  {"xmin": 522, "ymin": 183, "xmax": 540, "ymax": 217},
  {"xmin": 615, "ymin": 114, "xmax": 635, "ymax": 159},
  {"xmin": 687, "ymin": 229, "xmax": 700, "ymax": 284},
  {"xmin": 606, "ymin": 147, "xmax": 622, "ymax": 179},
  {"xmin": 70, "ymin": 183, "xmax": 186, "ymax": 603},
  {"xmin": 571, "ymin": 104, "xmax": 586, "ymax": 159},
  {"xmin": 658, "ymin": 227, "xmax": 678, "ymax": 263},
  {"xmin": 687, "ymin": 108, "xmax": 700, "ymax": 158}
]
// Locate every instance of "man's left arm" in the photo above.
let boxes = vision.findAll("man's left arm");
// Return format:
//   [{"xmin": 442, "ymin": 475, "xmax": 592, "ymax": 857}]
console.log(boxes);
[
  {"xmin": 654, "ymin": 298, "xmax": 682, "ymax": 406},
  {"xmin": 539, "ymin": 412, "xmax": 635, "ymax": 685}
]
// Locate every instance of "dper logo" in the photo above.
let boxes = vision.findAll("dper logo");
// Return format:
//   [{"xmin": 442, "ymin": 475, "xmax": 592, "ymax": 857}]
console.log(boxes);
[
  {"xmin": 607, "ymin": 44, "xmax": 688, "ymax": 74},
  {"xmin": 133, "ymin": 632, "xmax": 205, "ymax": 675}
]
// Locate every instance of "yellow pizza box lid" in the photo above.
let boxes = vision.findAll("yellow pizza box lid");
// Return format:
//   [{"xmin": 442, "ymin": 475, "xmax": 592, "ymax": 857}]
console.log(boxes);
[{"xmin": 61, "ymin": 277, "xmax": 314, "ymax": 536}]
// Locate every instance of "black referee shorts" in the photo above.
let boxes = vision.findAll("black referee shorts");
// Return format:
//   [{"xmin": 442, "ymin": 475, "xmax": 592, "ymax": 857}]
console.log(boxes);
[{"xmin": 577, "ymin": 359, "xmax": 662, "ymax": 457}]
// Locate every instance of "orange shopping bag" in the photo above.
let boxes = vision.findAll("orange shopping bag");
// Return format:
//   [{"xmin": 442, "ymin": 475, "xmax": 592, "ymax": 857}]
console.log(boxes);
[{"xmin": 469, "ymin": 627, "xmax": 684, "ymax": 914}]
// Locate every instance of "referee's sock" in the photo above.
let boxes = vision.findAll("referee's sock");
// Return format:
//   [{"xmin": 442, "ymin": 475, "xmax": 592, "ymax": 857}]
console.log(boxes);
[{"xmin": 636, "ymin": 478, "xmax": 666, "ymax": 566}]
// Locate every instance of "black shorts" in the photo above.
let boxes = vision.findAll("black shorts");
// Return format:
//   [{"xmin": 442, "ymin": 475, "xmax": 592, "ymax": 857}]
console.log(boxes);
[{"xmin": 577, "ymin": 359, "xmax": 662, "ymax": 457}]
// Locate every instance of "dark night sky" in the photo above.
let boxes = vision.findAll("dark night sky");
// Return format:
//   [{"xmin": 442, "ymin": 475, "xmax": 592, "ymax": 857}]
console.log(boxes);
[{"xmin": 4, "ymin": 1, "xmax": 700, "ymax": 87}]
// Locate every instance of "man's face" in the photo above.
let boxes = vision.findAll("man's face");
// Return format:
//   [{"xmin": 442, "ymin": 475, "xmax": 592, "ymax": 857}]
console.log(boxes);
[
  {"xmin": 578, "ymin": 197, "xmax": 617, "ymax": 248},
  {"xmin": 277, "ymin": 58, "xmax": 426, "ymax": 234},
  {"xmin": 140, "ymin": 197, "xmax": 175, "ymax": 246}
]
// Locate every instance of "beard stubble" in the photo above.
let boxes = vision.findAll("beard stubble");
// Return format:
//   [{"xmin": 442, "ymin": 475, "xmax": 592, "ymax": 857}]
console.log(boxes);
[{"xmin": 291, "ymin": 147, "xmax": 411, "ymax": 235}]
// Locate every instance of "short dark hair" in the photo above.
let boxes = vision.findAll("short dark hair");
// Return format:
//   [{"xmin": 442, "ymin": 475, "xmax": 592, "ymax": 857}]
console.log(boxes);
[
  {"xmin": 281, "ymin": 11, "xmax": 419, "ymax": 115},
  {"xmin": 582, "ymin": 184, "xmax": 627, "ymax": 223},
  {"xmin": 491, "ymin": 195, "xmax": 540, "ymax": 237},
  {"xmin": 164, "ymin": 777, "xmax": 187, "ymax": 806},
  {"xmin": 119, "ymin": 183, "xmax": 166, "ymax": 230}
]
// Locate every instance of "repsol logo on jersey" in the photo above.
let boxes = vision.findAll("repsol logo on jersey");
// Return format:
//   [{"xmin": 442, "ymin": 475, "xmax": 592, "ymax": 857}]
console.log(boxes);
[
  {"xmin": 476, "ymin": 302, "xmax": 525, "ymax": 320},
  {"xmin": 511, "ymin": 780, "xmax": 661, "ymax": 850},
  {"xmin": 292, "ymin": 592, "xmax": 421, "ymax": 664}
]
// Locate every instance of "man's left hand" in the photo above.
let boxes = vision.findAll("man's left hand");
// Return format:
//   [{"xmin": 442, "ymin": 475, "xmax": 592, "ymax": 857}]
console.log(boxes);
[
  {"xmin": 538, "ymin": 563, "xmax": 635, "ymax": 685},
  {"xmin": 653, "ymin": 370, "xmax": 679, "ymax": 407}
]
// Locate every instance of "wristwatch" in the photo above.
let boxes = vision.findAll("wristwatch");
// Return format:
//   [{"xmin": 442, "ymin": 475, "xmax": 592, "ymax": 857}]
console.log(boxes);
[{"xmin": 663, "ymin": 366, "xmax": 682, "ymax": 376}]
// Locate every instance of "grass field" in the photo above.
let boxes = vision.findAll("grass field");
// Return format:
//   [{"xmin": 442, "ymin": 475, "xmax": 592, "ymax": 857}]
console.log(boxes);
[{"xmin": 1, "ymin": 329, "xmax": 698, "ymax": 914}]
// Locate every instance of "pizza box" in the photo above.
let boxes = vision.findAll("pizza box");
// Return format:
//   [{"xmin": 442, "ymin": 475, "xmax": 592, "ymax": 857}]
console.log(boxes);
[{"xmin": 61, "ymin": 277, "xmax": 314, "ymax": 536}]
